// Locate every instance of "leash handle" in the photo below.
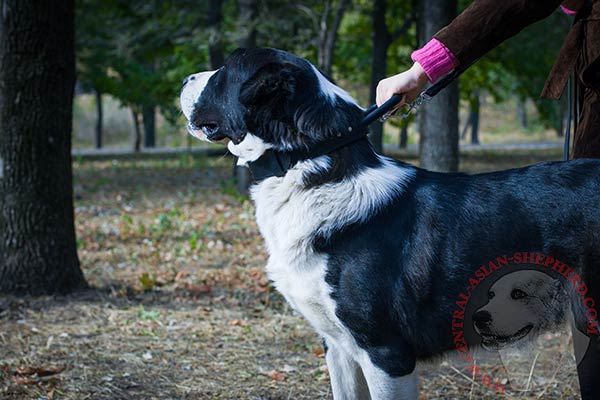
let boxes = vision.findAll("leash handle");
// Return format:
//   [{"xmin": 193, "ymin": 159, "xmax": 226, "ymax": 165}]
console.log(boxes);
[
  {"xmin": 360, "ymin": 67, "xmax": 466, "ymax": 126},
  {"xmin": 423, "ymin": 68, "xmax": 461, "ymax": 98},
  {"xmin": 359, "ymin": 94, "xmax": 404, "ymax": 127}
]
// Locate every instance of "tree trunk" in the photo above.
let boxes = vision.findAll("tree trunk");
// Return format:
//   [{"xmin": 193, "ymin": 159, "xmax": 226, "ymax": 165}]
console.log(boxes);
[
  {"xmin": 94, "ymin": 89, "xmax": 103, "ymax": 149},
  {"xmin": 237, "ymin": 0, "xmax": 258, "ymax": 48},
  {"xmin": 0, "ymin": 0, "xmax": 87, "ymax": 295},
  {"xmin": 460, "ymin": 115, "xmax": 470, "ymax": 140},
  {"xmin": 517, "ymin": 98, "xmax": 528, "ymax": 129},
  {"xmin": 235, "ymin": 0, "xmax": 258, "ymax": 194},
  {"xmin": 132, "ymin": 110, "xmax": 142, "ymax": 152},
  {"xmin": 470, "ymin": 92, "xmax": 480, "ymax": 145},
  {"xmin": 399, "ymin": 124, "xmax": 409, "ymax": 148},
  {"xmin": 369, "ymin": 1, "xmax": 414, "ymax": 154},
  {"xmin": 208, "ymin": 0, "xmax": 225, "ymax": 68},
  {"xmin": 558, "ymin": 100, "xmax": 567, "ymax": 137},
  {"xmin": 369, "ymin": 0, "xmax": 389, "ymax": 154},
  {"xmin": 317, "ymin": 0, "xmax": 350, "ymax": 76},
  {"xmin": 142, "ymin": 105, "xmax": 156, "ymax": 148},
  {"xmin": 418, "ymin": 0, "xmax": 458, "ymax": 172}
]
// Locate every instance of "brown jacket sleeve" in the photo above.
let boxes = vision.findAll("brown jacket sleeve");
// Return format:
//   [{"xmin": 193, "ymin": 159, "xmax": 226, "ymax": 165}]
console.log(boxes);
[{"xmin": 434, "ymin": 0, "xmax": 565, "ymax": 68}]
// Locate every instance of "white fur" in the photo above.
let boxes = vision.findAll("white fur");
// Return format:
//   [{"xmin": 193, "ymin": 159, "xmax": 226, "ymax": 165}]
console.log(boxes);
[
  {"xmin": 253, "ymin": 155, "xmax": 414, "ymax": 242},
  {"xmin": 251, "ymin": 155, "xmax": 416, "ymax": 399},
  {"xmin": 180, "ymin": 70, "xmax": 217, "ymax": 141},
  {"xmin": 361, "ymin": 362, "xmax": 418, "ymax": 400},
  {"xmin": 326, "ymin": 342, "xmax": 370, "ymax": 399},
  {"xmin": 228, "ymin": 133, "xmax": 273, "ymax": 165},
  {"xmin": 310, "ymin": 65, "xmax": 359, "ymax": 106}
]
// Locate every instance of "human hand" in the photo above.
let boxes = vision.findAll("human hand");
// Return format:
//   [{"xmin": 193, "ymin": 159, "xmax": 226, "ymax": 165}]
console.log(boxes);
[{"xmin": 376, "ymin": 62, "xmax": 429, "ymax": 111}]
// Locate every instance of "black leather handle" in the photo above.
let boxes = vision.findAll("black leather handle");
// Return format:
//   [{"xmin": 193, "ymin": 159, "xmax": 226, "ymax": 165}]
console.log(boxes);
[{"xmin": 359, "ymin": 93, "xmax": 404, "ymax": 127}]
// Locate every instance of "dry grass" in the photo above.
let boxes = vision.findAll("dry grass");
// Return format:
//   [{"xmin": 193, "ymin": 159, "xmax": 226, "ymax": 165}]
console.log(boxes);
[{"xmin": 0, "ymin": 150, "xmax": 581, "ymax": 399}]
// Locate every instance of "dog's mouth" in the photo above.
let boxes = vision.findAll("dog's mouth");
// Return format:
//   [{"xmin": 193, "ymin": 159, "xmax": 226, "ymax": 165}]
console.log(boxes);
[{"xmin": 478, "ymin": 324, "xmax": 534, "ymax": 350}]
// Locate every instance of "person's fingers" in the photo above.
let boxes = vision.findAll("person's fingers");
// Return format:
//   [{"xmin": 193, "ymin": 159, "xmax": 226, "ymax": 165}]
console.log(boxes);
[
  {"xmin": 377, "ymin": 85, "xmax": 400, "ymax": 107},
  {"xmin": 376, "ymin": 82, "xmax": 385, "ymax": 106},
  {"xmin": 377, "ymin": 78, "xmax": 394, "ymax": 106},
  {"xmin": 390, "ymin": 94, "xmax": 408, "ymax": 115}
]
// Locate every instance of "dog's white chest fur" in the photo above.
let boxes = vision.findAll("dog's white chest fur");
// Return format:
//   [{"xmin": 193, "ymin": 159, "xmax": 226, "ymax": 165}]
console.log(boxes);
[
  {"xmin": 251, "ymin": 165, "xmax": 343, "ymax": 337},
  {"xmin": 250, "ymin": 156, "xmax": 414, "ymax": 339}
]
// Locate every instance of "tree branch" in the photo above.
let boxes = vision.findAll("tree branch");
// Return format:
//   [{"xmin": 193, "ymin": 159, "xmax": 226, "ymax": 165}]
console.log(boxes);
[{"xmin": 390, "ymin": 12, "xmax": 416, "ymax": 43}]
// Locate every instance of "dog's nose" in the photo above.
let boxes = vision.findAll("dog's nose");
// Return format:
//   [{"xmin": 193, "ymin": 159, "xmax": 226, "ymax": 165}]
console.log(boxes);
[
  {"xmin": 182, "ymin": 75, "xmax": 196, "ymax": 87},
  {"xmin": 473, "ymin": 310, "xmax": 492, "ymax": 328}
]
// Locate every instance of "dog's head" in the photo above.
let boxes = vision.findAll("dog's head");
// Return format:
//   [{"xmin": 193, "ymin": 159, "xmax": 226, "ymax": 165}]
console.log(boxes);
[
  {"xmin": 180, "ymin": 48, "xmax": 363, "ymax": 165},
  {"xmin": 472, "ymin": 270, "xmax": 565, "ymax": 350}
]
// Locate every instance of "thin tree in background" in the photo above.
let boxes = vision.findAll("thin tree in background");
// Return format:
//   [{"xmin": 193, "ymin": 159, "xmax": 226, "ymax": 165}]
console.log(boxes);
[
  {"xmin": 317, "ymin": 0, "xmax": 351, "ymax": 76},
  {"xmin": 517, "ymin": 98, "xmax": 528, "ymax": 130},
  {"xmin": 208, "ymin": 0, "xmax": 225, "ymax": 68},
  {"xmin": 237, "ymin": 0, "xmax": 258, "ymax": 49},
  {"xmin": 94, "ymin": 89, "xmax": 103, "ymax": 149},
  {"xmin": 297, "ymin": 0, "xmax": 351, "ymax": 76},
  {"xmin": 143, "ymin": 104, "xmax": 156, "ymax": 148},
  {"xmin": 0, "ymin": 0, "xmax": 87, "ymax": 294},
  {"xmin": 461, "ymin": 90, "xmax": 480, "ymax": 145},
  {"xmin": 369, "ymin": 0, "xmax": 415, "ymax": 153},
  {"xmin": 235, "ymin": 0, "xmax": 259, "ymax": 194},
  {"xmin": 418, "ymin": 0, "xmax": 458, "ymax": 172},
  {"xmin": 132, "ymin": 109, "xmax": 142, "ymax": 152}
]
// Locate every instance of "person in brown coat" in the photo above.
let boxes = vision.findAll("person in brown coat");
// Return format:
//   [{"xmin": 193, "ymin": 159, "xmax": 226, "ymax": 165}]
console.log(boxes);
[
  {"xmin": 377, "ymin": 0, "xmax": 600, "ymax": 159},
  {"xmin": 377, "ymin": 1, "xmax": 600, "ymax": 398}
]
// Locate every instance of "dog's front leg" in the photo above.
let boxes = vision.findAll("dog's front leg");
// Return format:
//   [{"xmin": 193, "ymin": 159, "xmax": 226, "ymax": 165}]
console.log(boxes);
[
  {"xmin": 360, "ymin": 359, "xmax": 418, "ymax": 400},
  {"xmin": 325, "ymin": 341, "xmax": 371, "ymax": 400}
]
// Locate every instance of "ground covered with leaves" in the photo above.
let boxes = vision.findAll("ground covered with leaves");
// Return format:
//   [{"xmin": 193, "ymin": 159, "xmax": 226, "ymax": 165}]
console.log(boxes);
[{"xmin": 0, "ymin": 150, "xmax": 582, "ymax": 399}]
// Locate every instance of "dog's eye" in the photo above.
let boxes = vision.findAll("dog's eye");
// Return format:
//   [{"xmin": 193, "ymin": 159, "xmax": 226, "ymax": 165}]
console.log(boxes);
[
  {"xmin": 201, "ymin": 124, "xmax": 219, "ymax": 137},
  {"xmin": 488, "ymin": 290, "xmax": 495, "ymax": 299},
  {"xmin": 511, "ymin": 289, "xmax": 528, "ymax": 300}
]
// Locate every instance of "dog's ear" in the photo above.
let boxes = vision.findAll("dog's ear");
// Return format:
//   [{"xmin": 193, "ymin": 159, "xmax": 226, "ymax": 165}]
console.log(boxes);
[{"xmin": 239, "ymin": 62, "xmax": 302, "ymax": 107}]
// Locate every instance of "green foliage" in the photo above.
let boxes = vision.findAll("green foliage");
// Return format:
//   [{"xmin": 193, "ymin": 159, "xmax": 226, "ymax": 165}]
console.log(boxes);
[
  {"xmin": 220, "ymin": 179, "xmax": 249, "ymax": 203},
  {"xmin": 76, "ymin": 0, "xmax": 211, "ymax": 124},
  {"xmin": 137, "ymin": 308, "xmax": 161, "ymax": 320},
  {"xmin": 460, "ymin": 8, "xmax": 570, "ymax": 127},
  {"xmin": 335, "ymin": 0, "xmax": 416, "ymax": 103},
  {"xmin": 138, "ymin": 273, "xmax": 158, "ymax": 292},
  {"xmin": 76, "ymin": 0, "xmax": 572, "ymax": 135}
]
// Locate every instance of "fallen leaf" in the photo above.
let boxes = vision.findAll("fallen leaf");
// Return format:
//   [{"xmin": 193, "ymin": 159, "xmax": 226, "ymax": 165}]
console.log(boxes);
[
  {"xmin": 16, "ymin": 365, "xmax": 66, "ymax": 377},
  {"xmin": 266, "ymin": 370, "xmax": 286, "ymax": 381},
  {"xmin": 175, "ymin": 271, "xmax": 190, "ymax": 281},
  {"xmin": 185, "ymin": 283, "xmax": 211, "ymax": 296},
  {"xmin": 11, "ymin": 375, "xmax": 38, "ymax": 385},
  {"xmin": 312, "ymin": 347, "xmax": 325, "ymax": 358},
  {"xmin": 258, "ymin": 279, "xmax": 269, "ymax": 287},
  {"xmin": 227, "ymin": 319, "xmax": 249, "ymax": 327},
  {"xmin": 315, "ymin": 365, "xmax": 330, "ymax": 382}
]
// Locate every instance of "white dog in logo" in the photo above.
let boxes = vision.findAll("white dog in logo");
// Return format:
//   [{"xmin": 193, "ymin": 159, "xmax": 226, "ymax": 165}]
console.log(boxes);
[{"xmin": 473, "ymin": 270, "xmax": 566, "ymax": 350}]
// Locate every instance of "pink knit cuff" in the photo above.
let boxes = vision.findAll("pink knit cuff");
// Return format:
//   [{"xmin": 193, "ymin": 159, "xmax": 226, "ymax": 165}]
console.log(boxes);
[
  {"xmin": 560, "ymin": 5, "xmax": 577, "ymax": 15},
  {"xmin": 411, "ymin": 39, "xmax": 459, "ymax": 83}
]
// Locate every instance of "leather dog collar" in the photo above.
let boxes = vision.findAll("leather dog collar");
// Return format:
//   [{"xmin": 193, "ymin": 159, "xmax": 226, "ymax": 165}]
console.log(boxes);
[
  {"xmin": 247, "ymin": 130, "xmax": 370, "ymax": 183},
  {"xmin": 246, "ymin": 93, "xmax": 406, "ymax": 183}
]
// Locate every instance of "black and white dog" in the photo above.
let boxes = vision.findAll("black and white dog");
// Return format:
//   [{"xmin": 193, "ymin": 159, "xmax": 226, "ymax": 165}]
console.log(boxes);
[{"xmin": 180, "ymin": 48, "xmax": 600, "ymax": 399}]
